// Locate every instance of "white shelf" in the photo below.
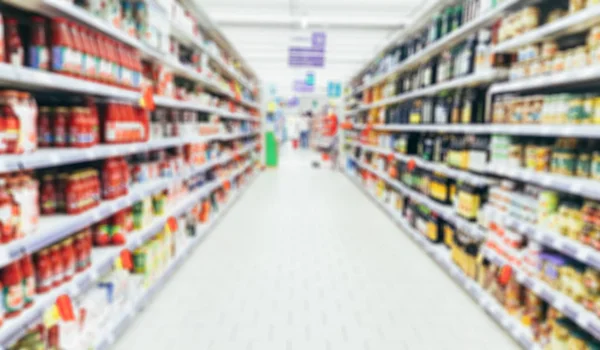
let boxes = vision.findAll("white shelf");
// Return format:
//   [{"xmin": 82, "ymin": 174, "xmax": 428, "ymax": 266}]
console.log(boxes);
[
  {"xmin": 485, "ymin": 206, "xmax": 600, "ymax": 271},
  {"xmin": 2, "ymin": 0, "xmax": 257, "ymax": 104},
  {"xmin": 482, "ymin": 247, "xmax": 600, "ymax": 340},
  {"xmin": 352, "ymin": 157, "xmax": 486, "ymax": 240},
  {"xmin": 0, "ymin": 133, "xmax": 259, "ymax": 173},
  {"xmin": 345, "ymin": 172, "xmax": 539, "ymax": 350},
  {"xmin": 348, "ymin": 141, "xmax": 496, "ymax": 187},
  {"xmin": 0, "ymin": 64, "xmax": 140, "ymax": 101},
  {"xmin": 357, "ymin": 0, "xmax": 524, "ymax": 91},
  {"xmin": 0, "ymin": 143, "xmax": 257, "ymax": 268},
  {"xmin": 486, "ymin": 163, "xmax": 600, "ymax": 200},
  {"xmin": 364, "ymin": 70, "xmax": 507, "ymax": 109},
  {"xmin": 153, "ymin": 97, "xmax": 255, "ymax": 120},
  {"xmin": 490, "ymin": 66, "xmax": 600, "ymax": 95},
  {"xmin": 494, "ymin": 5, "xmax": 600, "ymax": 53},
  {"xmin": 361, "ymin": 123, "xmax": 600, "ymax": 138},
  {"xmin": 93, "ymin": 172, "xmax": 258, "ymax": 350}
]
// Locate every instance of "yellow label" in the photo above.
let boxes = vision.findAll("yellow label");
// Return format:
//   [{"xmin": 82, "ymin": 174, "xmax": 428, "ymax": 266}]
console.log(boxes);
[
  {"xmin": 114, "ymin": 256, "xmax": 123, "ymax": 270},
  {"xmin": 409, "ymin": 112, "xmax": 421, "ymax": 124},
  {"xmin": 430, "ymin": 182, "xmax": 448, "ymax": 201},
  {"xmin": 43, "ymin": 304, "xmax": 60, "ymax": 328},
  {"xmin": 426, "ymin": 222, "xmax": 437, "ymax": 240}
]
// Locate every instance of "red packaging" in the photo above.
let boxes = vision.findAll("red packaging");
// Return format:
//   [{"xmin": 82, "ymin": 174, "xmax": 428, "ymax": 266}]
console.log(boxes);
[
  {"xmin": 0, "ymin": 177, "xmax": 13, "ymax": 243},
  {"xmin": 35, "ymin": 249, "xmax": 52, "ymax": 293},
  {"xmin": 4, "ymin": 105, "xmax": 19, "ymax": 154},
  {"xmin": 51, "ymin": 18, "xmax": 73, "ymax": 74},
  {"xmin": 37, "ymin": 107, "xmax": 52, "ymax": 148},
  {"xmin": 20, "ymin": 255, "xmax": 35, "ymax": 308},
  {"xmin": 68, "ymin": 21, "xmax": 83, "ymax": 76},
  {"xmin": 65, "ymin": 173, "xmax": 78, "ymax": 215},
  {"xmin": 53, "ymin": 107, "xmax": 68, "ymax": 147},
  {"xmin": 29, "ymin": 17, "xmax": 49, "ymax": 70},
  {"xmin": 5, "ymin": 18, "xmax": 23, "ymax": 66},
  {"xmin": 2, "ymin": 262, "xmax": 23, "ymax": 317},
  {"xmin": 40, "ymin": 173, "xmax": 56, "ymax": 215},
  {"xmin": 61, "ymin": 239, "xmax": 75, "ymax": 282},
  {"xmin": 49, "ymin": 245, "xmax": 63, "ymax": 287}
]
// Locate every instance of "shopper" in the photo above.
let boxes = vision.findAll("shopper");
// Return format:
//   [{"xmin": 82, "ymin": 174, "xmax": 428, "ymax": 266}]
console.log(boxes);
[
  {"xmin": 323, "ymin": 107, "xmax": 339, "ymax": 170},
  {"xmin": 299, "ymin": 111, "xmax": 311, "ymax": 148}
]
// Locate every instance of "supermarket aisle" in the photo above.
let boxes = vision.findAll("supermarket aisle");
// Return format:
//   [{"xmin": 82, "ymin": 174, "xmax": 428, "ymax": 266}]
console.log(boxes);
[{"xmin": 114, "ymin": 151, "xmax": 518, "ymax": 350}]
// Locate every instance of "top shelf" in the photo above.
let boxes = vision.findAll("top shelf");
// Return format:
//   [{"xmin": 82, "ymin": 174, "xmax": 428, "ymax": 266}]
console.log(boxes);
[
  {"xmin": 3, "ymin": 0, "xmax": 257, "ymax": 96},
  {"xmin": 493, "ymin": 5, "xmax": 600, "ymax": 53},
  {"xmin": 355, "ymin": 0, "xmax": 526, "ymax": 92}
]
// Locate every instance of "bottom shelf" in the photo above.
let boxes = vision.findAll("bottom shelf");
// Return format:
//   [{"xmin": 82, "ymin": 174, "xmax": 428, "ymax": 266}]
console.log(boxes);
[
  {"xmin": 344, "ymin": 171, "xmax": 539, "ymax": 350},
  {"xmin": 93, "ymin": 173, "xmax": 260, "ymax": 350}
]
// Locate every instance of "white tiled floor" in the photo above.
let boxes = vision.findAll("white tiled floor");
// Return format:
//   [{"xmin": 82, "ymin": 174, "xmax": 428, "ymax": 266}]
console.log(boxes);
[{"xmin": 113, "ymin": 149, "xmax": 519, "ymax": 350}]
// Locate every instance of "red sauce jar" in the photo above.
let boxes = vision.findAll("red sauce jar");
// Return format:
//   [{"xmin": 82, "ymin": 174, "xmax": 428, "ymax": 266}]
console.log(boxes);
[
  {"xmin": 68, "ymin": 22, "xmax": 83, "ymax": 76},
  {"xmin": 83, "ymin": 229, "xmax": 92, "ymax": 268},
  {"xmin": 20, "ymin": 255, "xmax": 34, "ymax": 308},
  {"xmin": 0, "ymin": 177, "xmax": 13, "ymax": 243},
  {"xmin": 119, "ymin": 157, "xmax": 129, "ymax": 196},
  {"xmin": 65, "ymin": 173, "xmax": 79, "ymax": 215},
  {"xmin": 61, "ymin": 239, "xmax": 75, "ymax": 282},
  {"xmin": 53, "ymin": 107, "xmax": 68, "ymax": 147},
  {"xmin": 55, "ymin": 172, "xmax": 68, "ymax": 212},
  {"xmin": 50, "ymin": 18, "xmax": 72, "ymax": 74},
  {"xmin": 29, "ymin": 16, "xmax": 49, "ymax": 70},
  {"xmin": 73, "ymin": 233, "xmax": 86, "ymax": 272},
  {"xmin": 35, "ymin": 249, "xmax": 52, "ymax": 293},
  {"xmin": 5, "ymin": 18, "xmax": 23, "ymax": 66},
  {"xmin": 49, "ymin": 245, "xmax": 63, "ymax": 288},
  {"xmin": 79, "ymin": 25, "xmax": 93, "ymax": 80},
  {"xmin": 40, "ymin": 173, "xmax": 56, "ymax": 215},
  {"xmin": 2, "ymin": 262, "xmax": 23, "ymax": 317},
  {"xmin": 37, "ymin": 107, "xmax": 52, "ymax": 148},
  {"xmin": 4, "ymin": 105, "xmax": 19, "ymax": 154}
]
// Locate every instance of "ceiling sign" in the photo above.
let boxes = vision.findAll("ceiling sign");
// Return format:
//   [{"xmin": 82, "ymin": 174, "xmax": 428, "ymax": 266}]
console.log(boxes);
[
  {"xmin": 288, "ymin": 32, "xmax": 326, "ymax": 68},
  {"xmin": 293, "ymin": 80, "xmax": 314, "ymax": 93}
]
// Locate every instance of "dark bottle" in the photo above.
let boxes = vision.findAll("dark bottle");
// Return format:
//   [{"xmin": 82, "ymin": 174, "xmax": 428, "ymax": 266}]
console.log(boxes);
[{"xmin": 451, "ymin": 90, "xmax": 463, "ymax": 124}]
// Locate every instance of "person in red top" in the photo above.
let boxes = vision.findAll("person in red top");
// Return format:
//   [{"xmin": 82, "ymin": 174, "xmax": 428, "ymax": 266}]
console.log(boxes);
[{"xmin": 322, "ymin": 107, "xmax": 339, "ymax": 170}]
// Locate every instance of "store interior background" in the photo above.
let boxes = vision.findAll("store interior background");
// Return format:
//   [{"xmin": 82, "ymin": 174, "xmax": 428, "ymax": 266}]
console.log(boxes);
[{"xmin": 200, "ymin": 0, "xmax": 432, "ymax": 99}]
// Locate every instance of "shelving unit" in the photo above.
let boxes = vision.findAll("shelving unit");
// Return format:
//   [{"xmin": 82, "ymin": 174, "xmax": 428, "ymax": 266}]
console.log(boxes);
[
  {"xmin": 3, "ymin": 0, "xmax": 258, "ymax": 107},
  {"xmin": 345, "ymin": 171, "xmax": 539, "ymax": 350},
  {"xmin": 351, "ymin": 0, "xmax": 526, "ymax": 92},
  {"xmin": 0, "ymin": 0, "xmax": 263, "ymax": 349},
  {"xmin": 363, "ymin": 70, "xmax": 508, "ymax": 109},
  {"xmin": 343, "ymin": 0, "xmax": 600, "ymax": 347},
  {"xmin": 0, "ymin": 161, "xmax": 256, "ymax": 348},
  {"xmin": 92, "ymin": 171, "xmax": 257, "ymax": 350}
]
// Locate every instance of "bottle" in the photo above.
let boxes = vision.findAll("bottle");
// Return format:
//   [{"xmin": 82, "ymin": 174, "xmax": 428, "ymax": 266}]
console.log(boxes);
[
  {"xmin": 37, "ymin": 107, "xmax": 52, "ymax": 147},
  {"xmin": 0, "ymin": 177, "xmax": 13, "ymax": 243},
  {"xmin": 51, "ymin": 18, "xmax": 72, "ymax": 74},
  {"xmin": 79, "ymin": 25, "xmax": 93, "ymax": 80},
  {"xmin": 2, "ymin": 262, "xmax": 23, "ymax": 318},
  {"xmin": 5, "ymin": 18, "xmax": 23, "ymax": 66},
  {"xmin": 61, "ymin": 239, "xmax": 75, "ymax": 282},
  {"xmin": 68, "ymin": 21, "xmax": 83, "ymax": 76},
  {"xmin": 4, "ymin": 105, "xmax": 19, "ymax": 154},
  {"xmin": 53, "ymin": 107, "xmax": 68, "ymax": 147},
  {"xmin": 49, "ymin": 245, "xmax": 63, "ymax": 287},
  {"xmin": 451, "ymin": 90, "xmax": 463, "ymax": 124},
  {"xmin": 20, "ymin": 255, "xmax": 34, "ymax": 308},
  {"xmin": 40, "ymin": 173, "xmax": 56, "ymax": 215},
  {"xmin": 29, "ymin": 17, "xmax": 49, "ymax": 70}
]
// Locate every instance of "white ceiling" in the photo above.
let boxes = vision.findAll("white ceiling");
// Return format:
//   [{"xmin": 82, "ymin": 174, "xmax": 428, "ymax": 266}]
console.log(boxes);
[{"xmin": 200, "ymin": 0, "xmax": 431, "ymax": 97}]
